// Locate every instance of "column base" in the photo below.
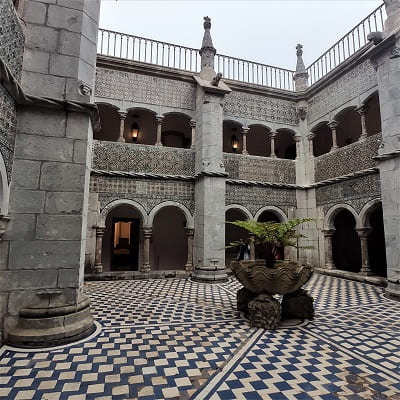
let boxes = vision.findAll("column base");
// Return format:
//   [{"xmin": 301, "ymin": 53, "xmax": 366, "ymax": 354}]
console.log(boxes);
[
  {"xmin": 5, "ymin": 295, "xmax": 95, "ymax": 348},
  {"xmin": 117, "ymin": 137, "xmax": 126, "ymax": 143},
  {"xmin": 93, "ymin": 264, "xmax": 103, "ymax": 274},
  {"xmin": 185, "ymin": 263, "xmax": 193, "ymax": 272},
  {"xmin": 192, "ymin": 264, "xmax": 228, "ymax": 283},
  {"xmin": 140, "ymin": 264, "xmax": 151, "ymax": 273},
  {"xmin": 385, "ymin": 277, "xmax": 400, "ymax": 301},
  {"xmin": 324, "ymin": 262, "xmax": 335, "ymax": 270},
  {"xmin": 359, "ymin": 269, "xmax": 374, "ymax": 276}
]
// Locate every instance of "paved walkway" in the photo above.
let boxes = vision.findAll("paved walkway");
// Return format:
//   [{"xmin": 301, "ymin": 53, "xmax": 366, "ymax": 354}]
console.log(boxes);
[{"xmin": 1, "ymin": 274, "xmax": 399, "ymax": 399}]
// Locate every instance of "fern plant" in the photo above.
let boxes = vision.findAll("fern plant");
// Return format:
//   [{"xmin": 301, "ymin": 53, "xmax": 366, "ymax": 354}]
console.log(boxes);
[{"xmin": 227, "ymin": 218, "xmax": 314, "ymax": 267}]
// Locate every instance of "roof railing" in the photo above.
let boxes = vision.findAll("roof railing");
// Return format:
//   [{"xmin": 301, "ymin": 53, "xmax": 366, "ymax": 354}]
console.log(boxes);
[{"xmin": 307, "ymin": 4, "xmax": 386, "ymax": 86}]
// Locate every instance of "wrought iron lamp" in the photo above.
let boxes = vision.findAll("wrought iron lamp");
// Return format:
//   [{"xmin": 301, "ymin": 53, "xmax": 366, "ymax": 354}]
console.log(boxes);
[
  {"xmin": 231, "ymin": 135, "xmax": 238, "ymax": 152},
  {"xmin": 131, "ymin": 123, "xmax": 139, "ymax": 142}
]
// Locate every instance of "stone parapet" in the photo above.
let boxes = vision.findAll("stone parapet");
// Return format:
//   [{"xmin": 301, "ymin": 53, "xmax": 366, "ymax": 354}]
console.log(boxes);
[{"xmin": 314, "ymin": 133, "xmax": 381, "ymax": 182}]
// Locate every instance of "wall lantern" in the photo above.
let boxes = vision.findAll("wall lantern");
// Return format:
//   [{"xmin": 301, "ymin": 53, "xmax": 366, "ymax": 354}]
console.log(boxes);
[
  {"xmin": 131, "ymin": 122, "xmax": 139, "ymax": 142},
  {"xmin": 231, "ymin": 135, "xmax": 239, "ymax": 152}
]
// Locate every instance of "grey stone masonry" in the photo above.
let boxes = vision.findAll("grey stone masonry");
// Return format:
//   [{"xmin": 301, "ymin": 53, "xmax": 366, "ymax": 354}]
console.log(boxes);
[
  {"xmin": 3, "ymin": 0, "xmax": 101, "ymax": 347},
  {"xmin": 371, "ymin": 0, "xmax": 400, "ymax": 300},
  {"xmin": 22, "ymin": 0, "xmax": 100, "ymax": 101}
]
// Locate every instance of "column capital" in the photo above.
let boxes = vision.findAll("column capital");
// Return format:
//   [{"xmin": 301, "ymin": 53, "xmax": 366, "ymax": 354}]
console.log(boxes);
[
  {"xmin": 241, "ymin": 126, "xmax": 250, "ymax": 134},
  {"xmin": 93, "ymin": 225, "xmax": 106, "ymax": 236},
  {"xmin": 155, "ymin": 115, "xmax": 164, "ymax": 125},
  {"xmin": 294, "ymin": 135, "xmax": 302, "ymax": 142},
  {"xmin": 307, "ymin": 133, "xmax": 316, "ymax": 141},
  {"xmin": 185, "ymin": 227, "xmax": 195, "ymax": 236},
  {"xmin": 355, "ymin": 227, "xmax": 372, "ymax": 238},
  {"xmin": 328, "ymin": 120, "xmax": 339, "ymax": 129},
  {"xmin": 356, "ymin": 105, "xmax": 368, "ymax": 116},
  {"xmin": 269, "ymin": 131, "xmax": 277, "ymax": 139},
  {"xmin": 189, "ymin": 119, "xmax": 196, "ymax": 128},
  {"xmin": 322, "ymin": 228, "xmax": 335, "ymax": 237},
  {"xmin": 142, "ymin": 227, "xmax": 153, "ymax": 237},
  {"xmin": 118, "ymin": 111, "xmax": 128, "ymax": 120}
]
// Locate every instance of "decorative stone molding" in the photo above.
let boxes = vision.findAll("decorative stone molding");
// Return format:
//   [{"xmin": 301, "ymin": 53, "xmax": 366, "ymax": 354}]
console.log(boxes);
[
  {"xmin": 314, "ymin": 133, "xmax": 381, "ymax": 182},
  {"xmin": 223, "ymin": 91, "xmax": 298, "ymax": 126},
  {"xmin": 296, "ymin": 105, "xmax": 308, "ymax": 121},
  {"xmin": 95, "ymin": 68, "xmax": 196, "ymax": 110}
]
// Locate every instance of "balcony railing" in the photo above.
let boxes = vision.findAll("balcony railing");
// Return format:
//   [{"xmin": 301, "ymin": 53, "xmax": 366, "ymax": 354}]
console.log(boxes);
[
  {"xmin": 97, "ymin": 3, "xmax": 386, "ymax": 90},
  {"xmin": 307, "ymin": 4, "xmax": 386, "ymax": 86},
  {"xmin": 97, "ymin": 29, "xmax": 295, "ymax": 91}
]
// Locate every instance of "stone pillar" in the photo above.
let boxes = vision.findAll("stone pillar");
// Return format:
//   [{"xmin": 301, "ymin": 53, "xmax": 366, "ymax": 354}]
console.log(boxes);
[
  {"xmin": 249, "ymin": 235, "xmax": 255, "ymax": 261},
  {"xmin": 141, "ymin": 227, "xmax": 152, "ymax": 273},
  {"xmin": 117, "ymin": 111, "xmax": 127, "ymax": 143},
  {"xmin": 190, "ymin": 119, "xmax": 196, "ymax": 149},
  {"xmin": 4, "ymin": 0, "xmax": 101, "ymax": 347},
  {"xmin": 370, "ymin": 0, "xmax": 400, "ymax": 299},
  {"xmin": 356, "ymin": 228, "xmax": 373, "ymax": 275},
  {"xmin": 294, "ymin": 135, "xmax": 301, "ymax": 160},
  {"xmin": 93, "ymin": 225, "xmax": 105, "ymax": 273},
  {"xmin": 307, "ymin": 133, "xmax": 315, "ymax": 158},
  {"xmin": 241, "ymin": 127, "xmax": 249, "ymax": 155},
  {"xmin": 155, "ymin": 116, "xmax": 164, "ymax": 146},
  {"xmin": 192, "ymin": 17, "xmax": 231, "ymax": 283},
  {"xmin": 328, "ymin": 121, "xmax": 339, "ymax": 151},
  {"xmin": 185, "ymin": 228, "xmax": 194, "ymax": 271},
  {"xmin": 356, "ymin": 106, "xmax": 368, "ymax": 141},
  {"xmin": 322, "ymin": 229, "xmax": 335, "ymax": 270},
  {"xmin": 269, "ymin": 132, "xmax": 277, "ymax": 158}
]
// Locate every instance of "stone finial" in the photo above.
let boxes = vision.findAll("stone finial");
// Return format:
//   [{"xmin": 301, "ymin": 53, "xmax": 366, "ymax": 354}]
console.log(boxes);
[
  {"xmin": 199, "ymin": 16, "xmax": 217, "ymax": 80},
  {"xmin": 293, "ymin": 44, "xmax": 308, "ymax": 92}
]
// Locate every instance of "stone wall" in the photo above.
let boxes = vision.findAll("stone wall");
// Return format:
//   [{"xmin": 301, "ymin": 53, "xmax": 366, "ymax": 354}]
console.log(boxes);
[
  {"xmin": 91, "ymin": 175, "xmax": 195, "ymax": 214},
  {"xmin": 224, "ymin": 154, "xmax": 296, "ymax": 184},
  {"xmin": 315, "ymin": 173, "xmax": 381, "ymax": 214},
  {"xmin": 308, "ymin": 60, "xmax": 377, "ymax": 123},
  {"xmin": 226, "ymin": 183, "xmax": 296, "ymax": 216},
  {"xmin": 92, "ymin": 141, "xmax": 195, "ymax": 176},
  {"xmin": 314, "ymin": 133, "xmax": 381, "ymax": 182},
  {"xmin": 223, "ymin": 90, "xmax": 298, "ymax": 126},
  {"xmin": 95, "ymin": 67, "xmax": 196, "ymax": 110},
  {"xmin": 0, "ymin": 0, "xmax": 25, "ymax": 80}
]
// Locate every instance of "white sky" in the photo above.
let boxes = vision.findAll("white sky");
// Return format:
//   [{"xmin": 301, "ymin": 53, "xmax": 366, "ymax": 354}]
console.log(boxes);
[{"xmin": 99, "ymin": 0, "xmax": 383, "ymax": 69}]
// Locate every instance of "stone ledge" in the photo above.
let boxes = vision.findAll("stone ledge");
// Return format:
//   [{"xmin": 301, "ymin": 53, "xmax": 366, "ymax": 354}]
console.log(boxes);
[
  {"xmin": 314, "ymin": 268, "xmax": 387, "ymax": 287},
  {"xmin": 85, "ymin": 270, "xmax": 190, "ymax": 281}
]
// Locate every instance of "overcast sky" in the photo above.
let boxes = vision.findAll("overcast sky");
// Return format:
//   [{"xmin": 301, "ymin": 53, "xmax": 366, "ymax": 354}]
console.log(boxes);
[{"xmin": 99, "ymin": 0, "xmax": 383, "ymax": 69}]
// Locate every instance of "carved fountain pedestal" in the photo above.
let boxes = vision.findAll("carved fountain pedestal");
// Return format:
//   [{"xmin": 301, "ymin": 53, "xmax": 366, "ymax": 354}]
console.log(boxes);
[{"xmin": 232, "ymin": 260, "xmax": 314, "ymax": 329}]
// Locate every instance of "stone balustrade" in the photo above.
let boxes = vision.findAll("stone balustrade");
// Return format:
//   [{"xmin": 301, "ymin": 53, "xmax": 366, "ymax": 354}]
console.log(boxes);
[
  {"xmin": 92, "ymin": 140, "xmax": 195, "ymax": 176},
  {"xmin": 224, "ymin": 153, "xmax": 296, "ymax": 184},
  {"xmin": 314, "ymin": 133, "xmax": 381, "ymax": 182}
]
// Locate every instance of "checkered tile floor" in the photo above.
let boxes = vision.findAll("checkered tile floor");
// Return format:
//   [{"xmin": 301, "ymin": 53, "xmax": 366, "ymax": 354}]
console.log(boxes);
[{"xmin": 1, "ymin": 274, "xmax": 399, "ymax": 399}]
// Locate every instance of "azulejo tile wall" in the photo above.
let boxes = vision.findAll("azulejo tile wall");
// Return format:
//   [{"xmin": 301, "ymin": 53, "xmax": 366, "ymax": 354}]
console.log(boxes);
[
  {"xmin": 226, "ymin": 183, "xmax": 296, "ymax": 216},
  {"xmin": 92, "ymin": 141, "xmax": 195, "ymax": 176},
  {"xmin": 224, "ymin": 154, "xmax": 296, "ymax": 184},
  {"xmin": 315, "ymin": 133, "xmax": 381, "ymax": 182},
  {"xmin": 95, "ymin": 68, "xmax": 196, "ymax": 110},
  {"xmin": 0, "ymin": 85, "xmax": 16, "ymax": 182},
  {"xmin": 91, "ymin": 176, "xmax": 195, "ymax": 214},
  {"xmin": 0, "ymin": 0, "xmax": 24, "ymax": 81},
  {"xmin": 316, "ymin": 173, "xmax": 381, "ymax": 213}
]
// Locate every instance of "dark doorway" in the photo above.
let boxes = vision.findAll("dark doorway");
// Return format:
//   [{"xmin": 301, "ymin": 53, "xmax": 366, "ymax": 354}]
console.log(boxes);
[
  {"xmin": 256, "ymin": 211, "xmax": 284, "ymax": 261},
  {"xmin": 367, "ymin": 206, "xmax": 387, "ymax": 277},
  {"xmin": 225, "ymin": 209, "xmax": 249, "ymax": 266},
  {"xmin": 332, "ymin": 210, "xmax": 361, "ymax": 272},
  {"xmin": 111, "ymin": 218, "xmax": 140, "ymax": 270}
]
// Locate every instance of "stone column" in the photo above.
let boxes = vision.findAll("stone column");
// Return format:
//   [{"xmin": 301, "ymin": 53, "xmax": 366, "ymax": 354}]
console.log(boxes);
[
  {"xmin": 190, "ymin": 119, "xmax": 196, "ymax": 149},
  {"xmin": 356, "ymin": 228, "xmax": 373, "ymax": 275},
  {"xmin": 294, "ymin": 135, "xmax": 301, "ymax": 160},
  {"xmin": 328, "ymin": 121, "xmax": 339, "ymax": 151},
  {"xmin": 269, "ymin": 132, "xmax": 277, "ymax": 158},
  {"xmin": 371, "ymin": 0, "xmax": 400, "ymax": 299},
  {"xmin": 93, "ymin": 225, "xmax": 105, "ymax": 273},
  {"xmin": 322, "ymin": 229, "xmax": 335, "ymax": 270},
  {"xmin": 117, "ymin": 111, "xmax": 127, "ymax": 143},
  {"xmin": 307, "ymin": 133, "xmax": 315, "ymax": 158},
  {"xmin": 4, "ymin": 0, "xmax": 101, "ymax": 348},
  {"xmin": 155, "ymin": 115, "xmax": 164, "ymax": 146},
  {"xmin": 241, "ymin": 127, "xmax": 249, "ymax": 155},
  {"xmin": 249, "ymin": 235, "xmax": 255, "ymax": 261},
  {"xmin": 185, "ymin": 228, "xmax": 194, "ymax": 271},
  {"xmin": 141, "ymin": 227, "xmax": 152, "ymax": 273},
  {"xmin": 356, "ymin": 106, "xmax": 368, "ymax": 141}
]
